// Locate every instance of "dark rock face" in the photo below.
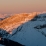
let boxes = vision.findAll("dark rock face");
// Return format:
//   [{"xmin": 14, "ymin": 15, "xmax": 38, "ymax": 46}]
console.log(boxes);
[
  {"xmin": 0, "ymin": 18, "xmax": 4, "ymax": 21},
  {"xmin": 33, "ymin": 13, "xmax": 46, "ymax": 37},
  {"xmin": 0, "ymin": 29, "xmax": 10, "ymax": 38},
  {"xmin": 31, "ymin": 13, "xmax": 46, "ymax": 21},
  {"xmin": 0, "ymin": 38, "xmax": 24, "ymax": 46},
  {"xmin": 34, "ymin": 24, "xmax": 46, "ymax": 29},
  {"xmin": 0, "ymin": 18, "xmax": 6, "ymax": 21}
]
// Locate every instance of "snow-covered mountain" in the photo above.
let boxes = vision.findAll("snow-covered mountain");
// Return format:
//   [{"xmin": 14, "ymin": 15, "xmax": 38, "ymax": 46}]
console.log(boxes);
[
  {"xmin": 0, "ymin": 12, "xmax": 46, "ymax": 46},
  {"xmin": 8, "ymin": 13, "xmax": 46, "ymax": 46},
  {"xmin": 0, "ymin": 12, "xmax": 41, "ymax": 34}
]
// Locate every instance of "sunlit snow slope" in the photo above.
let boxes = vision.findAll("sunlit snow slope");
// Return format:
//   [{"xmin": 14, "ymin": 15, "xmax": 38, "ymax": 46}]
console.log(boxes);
[{"xmin": 0, "ymin": 12, "xmax": 41, "ymax": 34}]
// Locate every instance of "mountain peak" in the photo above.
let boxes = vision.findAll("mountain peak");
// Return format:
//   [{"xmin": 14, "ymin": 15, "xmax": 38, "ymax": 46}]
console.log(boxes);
[{"xmin": 0, "ymin": 12, "xmax": 45, "ymax": 34}]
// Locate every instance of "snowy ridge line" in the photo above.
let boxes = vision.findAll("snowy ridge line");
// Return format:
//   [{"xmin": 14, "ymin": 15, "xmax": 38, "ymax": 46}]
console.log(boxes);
[{"xmin": 0, "ymin": 12, "xmax": 45, "ymax": 34}]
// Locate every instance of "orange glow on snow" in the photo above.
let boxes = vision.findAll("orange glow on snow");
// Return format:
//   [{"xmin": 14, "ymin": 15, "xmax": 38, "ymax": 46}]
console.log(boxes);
[{"xmin": 0, "ymin": 12, "xmax": 41, "ymax": 34}]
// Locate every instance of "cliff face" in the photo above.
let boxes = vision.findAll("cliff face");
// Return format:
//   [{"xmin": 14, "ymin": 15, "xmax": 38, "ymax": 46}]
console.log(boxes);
[{"xmin": 0, "ymin": 12, "xmax": 41, "ymax": 34}]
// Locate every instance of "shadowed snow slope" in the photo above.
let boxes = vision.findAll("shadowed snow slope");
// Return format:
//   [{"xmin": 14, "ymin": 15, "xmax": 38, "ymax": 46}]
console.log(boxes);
[
  {"xmin": 0, "ymin": 14, "xmax": 12, "ymax": 21},
  {"xmin": 9, "ymin": 13, "xmax": 46, "ymax": 46}
]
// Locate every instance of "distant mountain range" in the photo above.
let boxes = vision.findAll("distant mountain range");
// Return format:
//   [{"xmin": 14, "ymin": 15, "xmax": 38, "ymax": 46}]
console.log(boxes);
[{"xmin": 0, "ymin": 14, "xmax": 12, "ymax": 21}]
